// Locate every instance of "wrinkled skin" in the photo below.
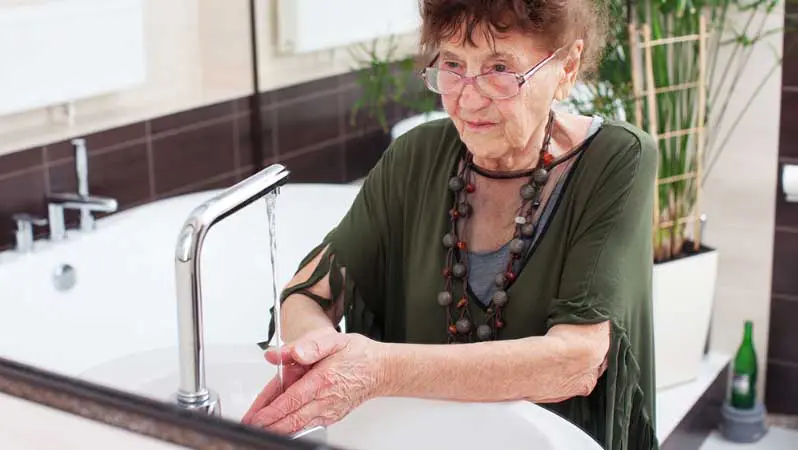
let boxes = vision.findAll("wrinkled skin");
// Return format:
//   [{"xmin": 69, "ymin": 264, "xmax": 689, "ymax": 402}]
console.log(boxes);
[{"xmin": 241, "ymin": 329, "xmax": 388, "ymax": 435}]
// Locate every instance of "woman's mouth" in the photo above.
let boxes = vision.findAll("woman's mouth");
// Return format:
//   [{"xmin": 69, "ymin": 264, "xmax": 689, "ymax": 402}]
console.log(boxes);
[{"xmin": 464, "ymin": 120, "xmax": 497, "ymax": 131}]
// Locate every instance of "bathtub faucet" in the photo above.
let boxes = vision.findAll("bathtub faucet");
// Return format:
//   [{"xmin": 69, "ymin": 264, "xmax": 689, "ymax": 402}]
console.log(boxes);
[
  {"xmin": 173, "ymin": 163, "xmax": 290, "ymax": 415},
  {"xmin": 46, "ymin": 192, "xmax": 119, "ymax": 241},
  {"xmin": 46, "ymin": 138, "xmax": 119, "ymax": 241}
]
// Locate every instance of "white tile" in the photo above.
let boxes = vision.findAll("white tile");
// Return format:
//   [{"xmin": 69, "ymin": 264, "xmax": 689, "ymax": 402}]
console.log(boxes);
[{"xmin": 700, "ymin": 427, "xmax": 798, "ymax": 450}]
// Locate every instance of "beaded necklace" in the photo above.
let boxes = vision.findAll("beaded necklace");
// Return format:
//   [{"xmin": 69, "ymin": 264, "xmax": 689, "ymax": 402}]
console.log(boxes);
[{"xmin": 439, "ymin": 109, "xmax": 558, "ymax": 343}]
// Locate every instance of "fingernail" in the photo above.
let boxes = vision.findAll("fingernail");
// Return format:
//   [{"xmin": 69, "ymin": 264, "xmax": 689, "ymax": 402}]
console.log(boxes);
[{"xmin": 294, "ymin": 345, "xmax": 305, "ymax": 360}]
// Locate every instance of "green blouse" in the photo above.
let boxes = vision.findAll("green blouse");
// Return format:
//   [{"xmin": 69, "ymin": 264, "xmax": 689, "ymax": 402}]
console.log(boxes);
[{"xmin": 267, "ymin": 117, "xmax": 659, "ymax": 450}]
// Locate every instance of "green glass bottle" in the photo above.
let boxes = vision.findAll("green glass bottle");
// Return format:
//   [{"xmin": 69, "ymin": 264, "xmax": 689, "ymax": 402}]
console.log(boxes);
[{"xmin": 730, "ymin": 320, "xmax": 758, "ymax": 409}]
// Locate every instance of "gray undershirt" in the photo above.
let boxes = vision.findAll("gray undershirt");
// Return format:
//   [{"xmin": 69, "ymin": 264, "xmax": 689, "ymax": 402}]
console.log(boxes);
[{"xmin": 467, "ymin": 115, "xmax": 604, "ymax": 306}]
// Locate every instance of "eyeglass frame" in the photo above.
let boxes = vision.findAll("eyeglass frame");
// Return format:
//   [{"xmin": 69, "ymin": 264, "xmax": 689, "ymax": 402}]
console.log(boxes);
[{"xmin": 420, "ymin": 47, "xmax": 564, "ymax": 100}]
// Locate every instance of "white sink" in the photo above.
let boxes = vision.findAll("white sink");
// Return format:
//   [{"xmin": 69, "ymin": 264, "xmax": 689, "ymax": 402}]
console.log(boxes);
[{"xmin": 80, "ymin": 344, "xmax": 602, "ymax": 450}]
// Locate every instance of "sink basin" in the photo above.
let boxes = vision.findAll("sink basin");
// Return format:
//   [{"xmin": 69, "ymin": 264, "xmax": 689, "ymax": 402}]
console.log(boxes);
[{"xmin": 80, "ymin": 344, "xmax": 602, "ymax": 450}]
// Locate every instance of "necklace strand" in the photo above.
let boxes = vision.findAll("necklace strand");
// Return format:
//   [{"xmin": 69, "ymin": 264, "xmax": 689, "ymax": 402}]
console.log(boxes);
[{"xmin": 439, "ymin": 110, "xmax": 557, "ymax": 343}]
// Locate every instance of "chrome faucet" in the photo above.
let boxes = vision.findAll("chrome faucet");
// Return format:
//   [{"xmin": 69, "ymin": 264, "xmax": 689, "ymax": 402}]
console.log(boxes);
[
  {"xmin": 46, "ymin": 138, "xmax": 118, "ymax": 241},
  {"xmin": 47, "ymin": 193, "xmax": 118, "ymax": 241},
  {"xmin": 173, "ymin": 163, "xmax": 290, "ymax": 415},
  {"xmin": 12, "ymin": 213, "xmax": 48, "ymax": 252}
]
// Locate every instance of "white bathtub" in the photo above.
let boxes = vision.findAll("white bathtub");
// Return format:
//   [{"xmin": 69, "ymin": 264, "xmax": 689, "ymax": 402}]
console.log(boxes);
[{"xmin": 0, "ymin": 182, "xmax": 602, "ymax": 450}]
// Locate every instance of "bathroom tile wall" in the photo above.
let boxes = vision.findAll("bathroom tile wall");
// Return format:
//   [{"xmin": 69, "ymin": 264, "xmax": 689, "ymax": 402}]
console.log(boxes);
[
  {"xmin": 766, "ymin": 5, "xmax": 798, "ymax": 415},
  {"xmin": 0, "ymin": 71, "xmax": 413, "ymax": 251}
]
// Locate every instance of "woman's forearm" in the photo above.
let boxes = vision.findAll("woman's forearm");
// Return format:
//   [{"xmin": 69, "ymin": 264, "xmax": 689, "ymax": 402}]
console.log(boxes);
[
  {"xmin": 381, "ymin": 324, "xmax": 609, "ymax": 403},
  {"xmin": 280, "ymin": 293, "xmax": 338, "ymax": 342}
]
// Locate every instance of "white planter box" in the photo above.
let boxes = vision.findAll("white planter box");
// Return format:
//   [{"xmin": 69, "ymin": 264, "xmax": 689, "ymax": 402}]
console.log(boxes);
[
  {"xmin": 652, "ymin": 248, "xmax": 718, "ymax": 390},
  {"xmin": 391, "ymin": 110, "xmax": 450, "ymax": 140}
]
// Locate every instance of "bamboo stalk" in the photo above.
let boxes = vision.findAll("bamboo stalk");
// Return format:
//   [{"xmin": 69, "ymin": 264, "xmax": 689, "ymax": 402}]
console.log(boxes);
[
  {"xmin": 646, "ymin": 81, "xmax": 699, "ymax": 95},
  {"xmin": 694, "ymin": 15, "xmax": 707, "ymax": 252},
  {"xmin": 657, "ymin": 172, "xmax": 696, "ymax": 185},
  {"xmin": 658, "ymin": 127, "xmax": 701, "ymax": 140},
  {"xmin": 642, "ymin": 23, "xmax": 661, "ymax": 259},
  {"xmin": 640, "ymin": 33, "xmax": 704, "ymax": 47},
  {"xmin": 657, "ymin": 216, "xmax": 695, "ymax": 229},
  {"xmin": 629, "ymin": 23, "xmax": 644, "ymax": 129}
]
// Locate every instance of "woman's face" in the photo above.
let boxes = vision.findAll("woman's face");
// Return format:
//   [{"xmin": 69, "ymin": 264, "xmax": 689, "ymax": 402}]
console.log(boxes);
[{"xmin": 435, "ymin": 28, "xmax": 579, "ymax": 161}]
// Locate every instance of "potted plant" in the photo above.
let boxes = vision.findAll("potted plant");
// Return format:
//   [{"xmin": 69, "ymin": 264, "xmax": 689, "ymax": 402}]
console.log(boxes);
[
  {"xmin": 563, "ymin": 0, "xmax": 791, "ymax": 389},
  {"xmin": 348, "ymin": 34, "xmax": 449, "ymax": 141}
]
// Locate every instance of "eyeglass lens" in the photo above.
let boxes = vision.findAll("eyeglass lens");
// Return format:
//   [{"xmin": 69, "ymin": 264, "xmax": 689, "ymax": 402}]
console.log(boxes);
[{"xmin": 424, "ymin": 69, "xmax": 520, "ymax": 99}]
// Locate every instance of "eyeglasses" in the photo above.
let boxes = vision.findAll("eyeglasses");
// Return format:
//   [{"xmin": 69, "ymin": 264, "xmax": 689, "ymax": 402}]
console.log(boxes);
[{"xmin": 421, "ymin": 49, "xmax": 560, "ymax": 100}]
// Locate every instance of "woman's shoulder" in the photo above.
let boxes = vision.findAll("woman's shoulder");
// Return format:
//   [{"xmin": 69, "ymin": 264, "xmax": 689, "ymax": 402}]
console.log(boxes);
[{"xmin": 586, "ymin": 119, "xmax": 658, "ymax": 168}]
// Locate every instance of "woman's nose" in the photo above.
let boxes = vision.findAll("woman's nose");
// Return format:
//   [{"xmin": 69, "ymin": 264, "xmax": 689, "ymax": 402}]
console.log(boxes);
[{"xmin": 457, "ymin": 81, "xmax": 490, "ymax": 111}]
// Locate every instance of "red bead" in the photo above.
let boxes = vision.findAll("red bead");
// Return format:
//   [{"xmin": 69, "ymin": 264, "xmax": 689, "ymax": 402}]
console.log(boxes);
[
  {"xmin": 466, "ymin": 183, "xmax": 476, "ymax": 193},
  {"xmin": 442, "ymin": 268, "xmax": 452, "ymax": 278},
  {"xmin": 456, "ymin": 241, "xmax": 467, "ymax": 250},
  {"xmin": 450, "ymin": 208, "xmax": 459, "ymax": 219},
  {"xmin": 505, "ymin": 271, "xmax": 515, "ymax": 281},
  {"xmin": 456, "ymin": 298, "xmax": 467, "ymax": 309},
  {"xmin": 496, "ymin": 319, "xmax": 505, "ymax": 329},
  {"xmin": 448, "ymin": 324, "xmax": 458, "ymax": 334},
  {"xmin": 542, "ymin": 151, "xmax": 554, "ymax": 166}
]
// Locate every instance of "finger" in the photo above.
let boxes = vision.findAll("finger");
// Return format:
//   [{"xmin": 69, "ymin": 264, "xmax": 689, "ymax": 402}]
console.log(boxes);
[
  {"xmin": 251, "ymin": 369, "xmax": 328, "ymax": 427},
  {"xmin": 241, "ymin": 364, "xmax": 307, "ymax": 424},
  {"xmin": 264, "ymin": 347, "xmax": 296, "ymax": 365},
  {"xmin": 289, "ymin": 333, "xmax": 348, "ymax": 366},
  {"xmin": 266, "ymin": 401, "xmax": 326, "ymax": 435}
]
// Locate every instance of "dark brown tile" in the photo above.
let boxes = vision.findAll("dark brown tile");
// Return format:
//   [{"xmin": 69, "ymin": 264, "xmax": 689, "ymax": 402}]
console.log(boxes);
[
  {"xmin": 771, "ymin": 229, "xmax": 798, "ymax": 295},
  {"xmin": 45, "ymin": 123, "xmax": 147, "ymax": 163},
  {"xmin": 344, "ymin": 129, "xmax": 391, "ymax": 181},
  {"xmin": 237, "ymin": 108, "xmax": 276, "ymax": 169},
  {"xmin": 785, "ymin": 29, "xmax": 798, "ymax": 87},
  {"xmin": 765, "ymin": 360, "xmax": 798, "ymax": 415},
  {"xmin": 159, "ymin": 171, "xmax": 238, "ymax": 200},
  {"xmin": 276, "ymin": 91, "xmax": 342, "ymax": 155},
  {"xmin": 769, "ymin": 296, "xmax": 798, "ymax": 364},
  {"xmin": 50, "ymin": 144, "xmax": 151, "ymax": 210},
  {"xmin": 779, "ymin": 91, "xmax": 798, "ymax": 159},
  {"xmin": 277, "ymin": 142, "xmax": 345, "ymax": 184},
  {"xmin": 0, "ymin": 169, "xmax": 47, "ymax": 250},
  {"xmin": 150, "ymin": 100, "xmax": 235, "ymax": 135},
  {"xmin": 0, "ymin": 148, "xmax": 43, "ymax": 177},
  {"xmin": 152, "ymin": 121, "xmax": 236, "ymax": 195},
  {"xmin": 273, "ymin": 76, "xmax": 339, "ymax": 105},
  {"xmin": 45, "ymin": 140, "xmax": 76, "ymax": 163}
]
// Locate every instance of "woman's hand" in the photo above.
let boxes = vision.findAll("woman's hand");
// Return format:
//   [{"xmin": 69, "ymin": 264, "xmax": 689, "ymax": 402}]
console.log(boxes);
[{"xmin": 241, "ymin": 330, "xmax": 391, "ymax": 435}]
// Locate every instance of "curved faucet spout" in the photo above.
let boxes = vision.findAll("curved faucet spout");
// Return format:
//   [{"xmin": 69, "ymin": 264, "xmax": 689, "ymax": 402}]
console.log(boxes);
[{"xmin": 173, "ymin": 164, "xmax": 290, "ymax": 413}]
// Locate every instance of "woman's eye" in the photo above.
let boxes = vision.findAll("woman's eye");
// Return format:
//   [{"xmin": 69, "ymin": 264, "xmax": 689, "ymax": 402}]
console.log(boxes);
[
  {"xmin": 493, "ymin": 64, "xmax": 508, "ymax": 72},
  {"xmin": 443, "ymin": 61, "xmax": 460, "ymax": 70}
]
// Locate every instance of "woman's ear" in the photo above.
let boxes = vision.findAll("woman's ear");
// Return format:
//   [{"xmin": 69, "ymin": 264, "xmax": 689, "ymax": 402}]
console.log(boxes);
[{"xmin": 554, "ymin": 40, "xmax": 584, "ymax": 101}]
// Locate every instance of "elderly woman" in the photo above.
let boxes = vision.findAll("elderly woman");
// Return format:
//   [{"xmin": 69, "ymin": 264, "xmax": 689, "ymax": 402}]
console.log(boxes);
[{"xmin": 243, "ymin": 1, "xmax": 658, "ymax": 449}]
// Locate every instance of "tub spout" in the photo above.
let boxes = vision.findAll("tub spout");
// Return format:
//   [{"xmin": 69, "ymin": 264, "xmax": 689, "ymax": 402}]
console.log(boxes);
[{"xmin": 173, "ymin": 163, "xmax": 290, "ymax": 415}]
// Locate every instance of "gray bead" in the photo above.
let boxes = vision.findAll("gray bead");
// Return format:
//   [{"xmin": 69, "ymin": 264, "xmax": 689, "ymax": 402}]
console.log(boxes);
[
  {"xmin": 452, "ymin": 263, "xmax": 467, "ymax": 278},
  {"xmin": 509, "ymin": 238, "xmax": 525, "ymax": 254},
  {"xmin": 520, "ymin": 184, "xmax": 536, "ymax": 200},
  {"xmin": 457, "ymin": 201, "xmax": 472, "ymax": 217},
  {"xmin": 449, "ymin": 176, "xmax": 465, "ymax": 192},
  {"xmin": 442, "ymin": 233, "xmax": 455, "ymax": 248},
  {"xmin": 456, "ymin": 317, "xmax": 471, "ymax": 334},
  {"xmin": 492, "ymin": 290, "xmax": 508, "ymax": 307},
  {"xmin": 521, "ymin": 223, "xmax": 535, "ymax": 237},
  {"xmin": 533, "ymin": 168, "xmax": 549, "ymax": 184},
  {"xmin": 477, "ymin": 324, "xmax": 493, "ymax": 340},
  {"xmin": 494, "ymin": 273, "xmax": 506, "ymax": 287},
  {"xmin": 438, "ymin": 291, "xmax": 453, "ymax": 307}
]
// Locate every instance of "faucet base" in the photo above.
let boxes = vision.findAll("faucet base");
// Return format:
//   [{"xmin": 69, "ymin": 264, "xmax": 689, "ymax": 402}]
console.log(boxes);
[{"xmin": 174, "ymin": 390, "xmax": 221, "ymax": 416}]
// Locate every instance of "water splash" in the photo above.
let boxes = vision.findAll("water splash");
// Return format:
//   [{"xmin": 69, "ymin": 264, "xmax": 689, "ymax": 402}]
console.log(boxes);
[{"xmin": 265, "ymin": 189, "xmax": 284, "ymax": 394}]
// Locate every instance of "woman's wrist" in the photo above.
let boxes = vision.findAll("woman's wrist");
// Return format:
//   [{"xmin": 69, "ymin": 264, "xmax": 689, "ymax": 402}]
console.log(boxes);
[{"xmin": 374, "ymin": 341, "xmax": 405, "ymax": 397}]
